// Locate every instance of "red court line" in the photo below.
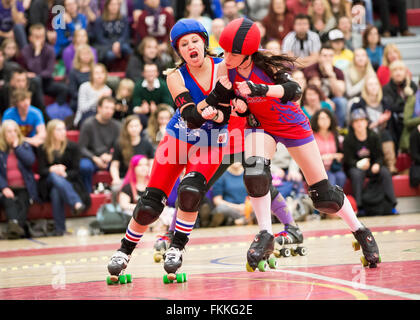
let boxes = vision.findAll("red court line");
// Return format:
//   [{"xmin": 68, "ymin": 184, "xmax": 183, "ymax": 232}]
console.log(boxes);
[{"xmin": 1, "ymin": 224, "xmax": 419, "ymax": 259}]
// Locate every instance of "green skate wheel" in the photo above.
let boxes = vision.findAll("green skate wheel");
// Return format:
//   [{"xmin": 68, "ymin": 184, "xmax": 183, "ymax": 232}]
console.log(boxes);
[
  {"xmin": 163, "ymin": 274, "xmax": 174, "ymax": 284},
  {"xmin": 246, "ymin": 262, "xmax": 255, "ymax": 272},
  {"xmin": 257, "ymin": 260, "xmax": 268, "ymax": 272},
  {"xmin": 119, "ymin": 275, "xmax": 127, "ymax": 284},
  {"xmin": 378, "ymin": 256, "xmax": 382, "ymax": 263},
  {"xmin": 297, "ymin": 247, "xmax": 307, "ymax": 256},
  {"xmin": 176, "ymin": 273, "xmax": 184, "ymax": 283},
  {"xmin": 268, "ymin": 257, "xmax": 278, "ymax": 269},
  {"xmin": 126, "ymin": 274, "xmax": 132, "ymax": 283},
  {"xmin": 182, "ymin": 273, "xmax": 187, "ymax": 282},
  {"xmin": 106, "ymin": 276, "xmax": 113, "ymax": 285}
]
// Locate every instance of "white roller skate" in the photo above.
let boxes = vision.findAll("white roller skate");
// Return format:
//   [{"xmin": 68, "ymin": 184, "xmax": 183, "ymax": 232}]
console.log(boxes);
[{"xmin": 106, "ymin": 251, "xmax": 132, "ymax": 285}]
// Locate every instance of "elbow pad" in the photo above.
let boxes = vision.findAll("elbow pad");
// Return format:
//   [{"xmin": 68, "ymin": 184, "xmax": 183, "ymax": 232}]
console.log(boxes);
[
  {"xmin": 281, "ymin": 81, "xmax": 302, "ymax": 104},
  {"xmin": 181, "ymin": 104, "xmax": 206, "ymax": 129}
]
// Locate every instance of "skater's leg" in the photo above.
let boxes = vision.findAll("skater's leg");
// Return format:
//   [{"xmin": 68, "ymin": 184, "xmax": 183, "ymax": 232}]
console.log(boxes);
[{"xmin": 270, "ymin": 185, "xmax": 295, "ymax": 226}]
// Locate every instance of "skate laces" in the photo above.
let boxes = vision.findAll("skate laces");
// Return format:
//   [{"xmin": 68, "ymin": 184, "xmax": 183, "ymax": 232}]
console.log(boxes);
[
  {"xmin": 111, "ymin": 251, "xmax": 130, "ymax": 264},
  {"xmin": 165, "ymin": 247, "xmax": 181, "ymax": 261},
  {"xmin": 274, "ymin": 231, "xmax": 288, "ymax": 238},
  {"xmin": 156, "ymin": 235, "xmax": 170, "ymax": 241}
]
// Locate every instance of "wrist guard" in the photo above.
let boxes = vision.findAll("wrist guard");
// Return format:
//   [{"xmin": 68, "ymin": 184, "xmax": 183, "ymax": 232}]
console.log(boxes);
[
  {"xmin": 205, "ymin": 81, "xmax": 235, "ymax": 106},
  {"xmin": 246, "ymin": 81, "xmax": 269, "ymax": 97}
]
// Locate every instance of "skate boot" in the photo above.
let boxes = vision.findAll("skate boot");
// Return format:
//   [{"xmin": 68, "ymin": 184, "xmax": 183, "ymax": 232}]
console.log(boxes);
[
  {"xmin": 246, "ymin": 230, "xmax": 278, "ymax": 272},
  {"xmin": 352, "ymin": 225, "xmax": 381, "ymax": 268},
  {"xmin": 106, "ymin": 250, "xmax": 132, "ymax": 285},
  {"xmin": 153, "ymin": 230, "xmax": 174, "ymax": 263},
  {"xmin": 163, "ymin": 247, "xmax": 187, "ymax": 283},
  {"xmin": 274, "ymin": 224, "xmax": 307, "ymax": 258}
]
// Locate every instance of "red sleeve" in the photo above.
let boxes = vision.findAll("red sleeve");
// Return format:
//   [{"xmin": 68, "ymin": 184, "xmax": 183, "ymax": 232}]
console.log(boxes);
[
  {"xmin": 334, "ymin": 67, "xmax": 345, "ymax": 81},
  {"xmin": 136, "ymin": 12, "xmax": 147, "ymax": 41},
  {"xmin": 377, "ymin": 66, "xmax": 390, "ymax": 87}
]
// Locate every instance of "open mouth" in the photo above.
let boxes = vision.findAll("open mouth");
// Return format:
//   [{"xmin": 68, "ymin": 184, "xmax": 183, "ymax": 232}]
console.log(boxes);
[{"xmin": 189, "ymin": 51, "xmax": 199, "ymax": 59}]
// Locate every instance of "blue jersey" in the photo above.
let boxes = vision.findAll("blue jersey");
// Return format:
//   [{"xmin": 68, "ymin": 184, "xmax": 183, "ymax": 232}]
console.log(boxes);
[{"xmin": 166, "ymin": 57, "xmax": 228, "ymax": 147}]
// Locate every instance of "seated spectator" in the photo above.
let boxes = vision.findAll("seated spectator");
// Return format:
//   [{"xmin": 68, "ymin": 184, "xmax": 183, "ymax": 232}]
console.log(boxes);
[
  {"xmin": 79, "ymin": 96, "xmax": 121, "ymax": 192},
  {"xmin": 1, "ymin": 38, "xmax": 21, "ymax": 64},
  {"xmin": 0, "ymin": 0, "xmax": 27, "ymax": 49},
  {"xmin": 264, "ymin": 39, "xmax": 282, "ymax": 56},
  {"xmin": 146, "ymin": 103, "xmax": 173, "ymax": 148},
  {"xmin": 246, "ymin": 0, "xmax": 270, "ymax": 22},
  {"xmin": 110, "ymin": 115, "xmax": 155, "ymax": 186},
  {"xmin": 74, "ymin": 63, "xmax": 112, "ymax": 128},
  {"xmin": 27, "ymin": 0, "xmax": 61, "ymax": 46},
  {"xmin": 328, "ymin": 0, "xmax": 350, "ymax": 22},
  {"xmin": 282, "ymin": 14, "xmax": 321, "ymax": 69},
  {"xmin": 208, "ymin": 18, "xmax": 225, "ymax": 55},
  {"xmin": 68, "ymin": 44, "xmax": 96, "ymax": 112},
  {"xmin": 303, "ymin": 44, "xmax": 347, "ymax": 128},
  {"xmin": 311, "ymin": 108, "xmax": 346, "ymax": 188},
  {"xmin": 211, "ymin": 162, "xmax": 248, "ymax": 227},
  {"xmin": 131, "ymin": 63, "xmax": 173, "ymax": 128},
  {"xmin": 113, "ymin": 78, "xmax": 135, "ymax": 120},
  {"xmin": 78, "ymin": 0, "xmax": 99, "ymax": 24},
  {"xmin": 409, "ymin": 125, "xmax": 420, "ymax": 188},
  {"xmin": 0, "ymin": 120, "xmax": 39, "ymax": 239},
  {"xmin": 362, "ymin": 25, "xmax": 383, "ymax": 72},
  {"xmin": 2, "ymin": 89, "xmax": 46, "ymax": 147},
  {"xmin": 37, "ymin": 119, "xmax": 90, "ymax": 236},
  {"xmin": 93, "ymin": 0, "xmax": 132, "ymax": 67},
  {"xmin": 343, "ymin": 108, "xmax": 397, "ymax": 214},
  {"xmin": 343, "ymin": 47, "xmax": 375, "ymax": 100},
  {"xmin": 400, "ymin": 79, "xmax": 420, "ymax": 153},
  {"xmin": 337, "ymin": 15, "xmax": 362, "ymax": 51},
  {"xmin": 221, "ymin": 0, "xmax": 244, "ymax": 25},
  {"xmin": 308, "ymin": 0, "xmax": 336, "ymax": 41},
  {"xmin": 21, "ymin": 24, "xmax": 69, "ymax": 107},
  {"xmin": 377, "ymin": 44, "xmax": 406, "ymax": 87},
  {"xmin": 135, "ymin": 0, "xmax": 175, "ymax": 54},
  {"xmin": 62, "ymin": 28, "xmax": 97, "ymax": 75},
  {"xmin": 0, "ymin": 67, "xmax": 44, "ymax": 116},
  {"xmin": 184, "ymin": 0, "xmax": 212, "ymax": 34},
  {"xmin": 301, "ymin": 84, "xmax": 333, "ymax": 119},
  {"xmin": 286, "ymin": 0, "xmax": 309, "ymax": 16},
  {"xmin": 261, "ymin": 0, "xmax": 294, "ymax": 44},
  {"xmin": 329, "ymin": 29, "xmax": 353, "ymax": 71},
  {"xmin": 383, "ymin": 60, "xmax": 417, "ymax": 151},
  {"xmin": 373, "ymin": 0, "xmax": 415, "ymax": 37},
  {"xmin": 54, "ymin": 0, "xmax": 88, "ymax": 57}
]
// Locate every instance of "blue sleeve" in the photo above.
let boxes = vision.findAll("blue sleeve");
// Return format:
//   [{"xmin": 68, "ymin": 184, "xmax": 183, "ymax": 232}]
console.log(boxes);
[
  {"xmin": 32, "ymin": 108, "xmax": 45, "ymax": 126},
  {"xmin": 211, "ymin": 0, "xmax": 223, "ymax": 18},
  {"xmin": 211, "ymin": 173, "xmax": 225, "ymax": 197}
]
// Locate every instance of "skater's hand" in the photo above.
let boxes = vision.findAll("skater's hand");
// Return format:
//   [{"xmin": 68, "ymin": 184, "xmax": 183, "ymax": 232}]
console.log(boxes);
[
  {"xmin": 236, "ymin": 81, "xmax": 252, "ymax": 97},
  {"xmin": 232, "ymin": 97, "xmax": 248, "ymax": 114},
  {"xmin": 201, "ymin": 106, "xmax": 219, "ymax": 121},
  {"xmin": 218, "ymin": 76, "xmax": 232, "ymax": 90},
  {"xmin": 2, "ymin": 187, "xmax": 14, "ymax": 199},
  {"xmin": 371, "ymin": 163, "xmax": 380, "ymax": 174}
]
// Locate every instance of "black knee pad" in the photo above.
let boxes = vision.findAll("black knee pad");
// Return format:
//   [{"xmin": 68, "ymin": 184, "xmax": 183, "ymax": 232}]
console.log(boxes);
[
  {"xmin": 243, "ymin": 156, "xmax": 272, "ymax": 197},
  {"xmin": 178, "ymin": 171, "xmax": 207, "ymax": 212},
  {"xmin": 308, "ymin": 179, "xmax": 344, "ymax": 214},
  {"xmin": 133, "ymin": 187, "xmax": 167, "ymax": 225}
]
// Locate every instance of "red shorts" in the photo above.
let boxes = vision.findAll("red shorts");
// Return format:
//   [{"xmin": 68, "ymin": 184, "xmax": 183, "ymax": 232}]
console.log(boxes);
[{"xmin": 147, "ymin": 133, "xmax": 224, "ymax": 197}]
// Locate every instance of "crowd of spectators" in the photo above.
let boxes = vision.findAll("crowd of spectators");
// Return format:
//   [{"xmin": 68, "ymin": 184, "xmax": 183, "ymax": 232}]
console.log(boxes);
[{"xmin": 0, "ymin": 0, "xmax": 419, "ymax": 239}]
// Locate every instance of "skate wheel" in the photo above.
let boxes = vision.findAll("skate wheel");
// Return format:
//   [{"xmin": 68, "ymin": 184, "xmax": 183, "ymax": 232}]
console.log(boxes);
[
  {"xmin": 268, "ymin": 257, "xmax": 278, "ymax": 269},
  {"xmin": 107, "ymin": 275, "xmax": 119, "ymax": 285},
  {"xmin": 106, "ymin": 276, "xmax": 114, "ymax": 285},
  {"xmin": 290, "ymin": 248, "xmax": 298, "ymax": 256},
  {"xmin": 273, "ymin": 250, "xmax": 281, "ymax": 258},
  {"xmin": 176, "ymin": 273, "xmax": 187, "ymax": 283},
  {"xmin": 126, "ymin": 274, "xmax": 132, "ymax": 283},
  {"xmin": 296, "ymin": 247, "xmax": 307, "ymax": 256},
  {"xmin": 352, "ymin": 241, "xmax": 360, "ymax": 251},
  {"xmin": 257, "ymin": 260, "xmax": 268, "ymax": 272},
  {"xmin": 378, "ymin": 256, "xmax": 382, "ymax": 263},
  {"xmin": 280, "ymin": 248, "xmax": 291, "ymax": 258},
  {"xmin": 119, "ymin": 275, "xmax": 127, "ymax": 284},
  {"xmin": 154, "ymin": 253, "xmax": 163, "ymax": 263},
  {"xmin": 163, "ymin": 274, "xmax": 174, "ymax": 284},
  {"xmin": 246, "ymin": 262, "xmax": 255, "ymax": 272},
  {"xmin": 360, "ymin": 256, "xmax": 369, "ymax": 267}
]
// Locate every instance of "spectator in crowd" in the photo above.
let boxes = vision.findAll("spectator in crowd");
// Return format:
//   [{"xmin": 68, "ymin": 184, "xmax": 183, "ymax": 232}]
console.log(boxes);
[
  {"xmin": 27, "ymin": 0, "xmax": 60, "ymax": 45},
  {"xmin": 79, "ymin": 96, "xmax": 121, "ymax": 193},
  {"xmin": 133, "ymin": 0, "xmax": 173, "ymax": 22},
  {"xmin": 343, "ymin": 47, "xmax": 375, "ymax": 100},
  {"xmin": 62, "ymin": 28, "xmax": 97, "ymax": 75},
  {"xmin": 210, "ymin": 162, "xmax": 248, "ymax": 227},
  {"xmin": 78, "ymin": 0, "xmax": 99, "ymax": 24},
  {"xmin": 376, "ymin": 44, "xmax": 405, "ymax": 87},
  {"xmin": 362, "ymin": 25, "xmax": 383, "ymax": 71},
  {"xmin": 184, "ymin": 0, "xmax": 212, "ymax": 34},
  {"xmin": 303, "ymin": 44, "xmax": 347, "ymax": 128},
  {"xmin": 2, "ymin": 89, "xmax": 46, "ymax": 147},
  {"xmin": 20, "ymin": 24, "xmax": 69, "ymax": 107},
  {"xmin": 93, "ymin": 0, "xmax": 132, "ymax": 67},
  {"xmin": 291, "ymin": 69, "xmax": 306, "ymax": 105},
  {"xmin": 329, "ymin": 29, "xmax": 353, "ymax": 71},
  {"xmin": 246, "ymin": 0, "xmax": 270, "ymax": 22},
  {"xmin": 1, "ymin": 38, "xmax": 21, "ymax": 64},
  {"xmin": 131, "ymin": 62, "xmax": 173, "ymax": 128},
  {"xmin": 110, "ymin": 114, "xmax": 155, "ymax": 186},
  {"xmin": 261, "ymin": 0, "xmax": 294, "ymax": 44},
  {"xmin": 0, "ymin": 0, "xmax": 28, "ymax": 49},
  {"xmin": 113, "ymin": 78, "xmax": 135, "ymax": 120},
  {"xmin": 221, "ymin": 0, "xmax": 243, "ymax": 25},
  {"xmin": 37, "ymin": 119, "xmax": 90, "ymax": 236},
  {"xmin": 343, "ymin": 108, "xmax": 397, "ymax": 214},
  {"xmin": 0, "ymin": 67, "xmax": 44, "ymax": 116},
  {"xmin": 74, "ymin": 63, "xmax": 112, "ymax": 128},
  {"xmin": 383, "ymin": 60, "xmax": 417, "ymax": 152},
  {"xmin": 54, "ymin": 0, "xmax": 88, "ymax": 56},
  {"xmin": 0, "ymin": 120, "xmax": 39, "ymax": 239},
  {"xmin": 135, "ymin": 0, "xmax": 175, "ymax": 54},
  {"xmin": 400, "ymin": 79, "xmax": 420, "ymax": 153},
  {"xmin": 409, "ymin": 125, "xmax": 420, "ymax": 188},
  {"xmin": 264, "ymin": 39, "xmax": 282, "ymax": 56},
  {"xmin": 208, "ymin": 18, "xmax": 225, "ymax": 55},
  {"xmin": 311, "ymin": 108, "xmax": 346, "ymax": 188},
  {"xmin": 255, "ymin": 20, "xmax": 269, "ymax": 47},
  {"xmin": 337, "ymin": 15, "xmax": 362, "ymax": 51},
  {"xmin": 286, "ymin": 0, "xmax": 309, "ymax": 16},
  {"xmin": 146, "ymin": 103, "xmax": 173, "ymax": 148},
  {"xmin": 328, "ymin": 0, "xmax": 350, "ymax": 22},
  {"xmin": 308, "ymin": 0, "xmax": 336, "ymax": 41},
  {"xmin": 68, "ymin": 44, "xmax": 96, "ymax": 112},
  {"xmin": 282, "ymin": 14, "xmax": 321, "ymax": 69},
  {"xmin": 301, "ymin": 84, "xmax": 333, "ymax": 120},
  {"xmin": 373, "ymin": 0, "xmax": 415, "ymax": 37}
]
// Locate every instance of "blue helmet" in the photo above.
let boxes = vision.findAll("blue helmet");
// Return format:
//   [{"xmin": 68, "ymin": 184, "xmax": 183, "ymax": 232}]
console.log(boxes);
[{"xmin": 170, "ymin": 19, "xmax": 209, "ymax": 52}]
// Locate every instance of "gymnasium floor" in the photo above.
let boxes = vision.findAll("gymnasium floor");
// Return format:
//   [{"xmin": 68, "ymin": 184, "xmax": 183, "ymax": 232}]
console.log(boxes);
[{"xmin": 1, "ymin": 213, "xmax": 419, "ymax": 300}]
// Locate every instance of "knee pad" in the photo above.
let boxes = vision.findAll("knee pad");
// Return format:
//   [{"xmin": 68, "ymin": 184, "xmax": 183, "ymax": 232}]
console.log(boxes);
[
  {"xmin": 133, "ymin": 187, "xmax": 167, "ymax": 225},
  {"xmin": 243, "ymin": 156, "xmax": 272, "ymax": 197},
  {"xmin": 178, "ymin": 171, "xmax": 207, "ymax": 212},
  {"xmin": 308, "ymin": 179, "xmax": 344, "ymax": 214}
]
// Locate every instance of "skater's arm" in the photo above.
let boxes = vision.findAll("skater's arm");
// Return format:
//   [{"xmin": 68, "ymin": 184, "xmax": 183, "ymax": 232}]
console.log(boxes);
[{"xmin": 236, "ymin": 80, "xmax": 302, "ymax": 103}]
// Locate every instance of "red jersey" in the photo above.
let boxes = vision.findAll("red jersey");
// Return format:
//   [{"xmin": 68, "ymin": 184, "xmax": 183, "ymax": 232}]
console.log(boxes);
[{"xmin": 228, "ymin": 66, "xmax": 313, "ymax": 140}]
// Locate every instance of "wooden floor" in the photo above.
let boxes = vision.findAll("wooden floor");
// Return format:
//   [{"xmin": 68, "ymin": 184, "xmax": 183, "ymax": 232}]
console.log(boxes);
[{"xmin": 1, "ymin": 213, "xmax": 420, "ymax": 300}]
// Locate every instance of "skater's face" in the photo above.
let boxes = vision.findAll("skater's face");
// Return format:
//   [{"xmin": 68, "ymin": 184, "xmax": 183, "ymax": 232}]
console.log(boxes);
[
  {"xmin": 177, "ymin": 33, "xmax": 206, "ymax": 68},
  {"xmin": 135, "ymin": 157, "xmax": 149, "ymax": 178},
  {"xmin": 224, "ymin": 52, "xmax": 248, "ymax": 70}
]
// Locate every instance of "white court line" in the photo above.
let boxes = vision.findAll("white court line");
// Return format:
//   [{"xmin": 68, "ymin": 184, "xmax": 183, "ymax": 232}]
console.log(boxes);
[{"xmin": 275, "ymin": 269, "xmax": 420, "ymax": 300}]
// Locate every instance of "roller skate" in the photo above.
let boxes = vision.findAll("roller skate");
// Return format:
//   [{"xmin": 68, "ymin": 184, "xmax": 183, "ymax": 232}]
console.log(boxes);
[
  {"xmin": 106, "ymin": 250, "xmax": 133, "ymax": 285},
  {"xmin": 273, "ymin": 224, "xmax": 307, "ymax": 258},
  {"xmin": 153, "ymin": 230, "xmax": 174, "ymax": 263},
  {"xmin": 246, "ymin": 230, "xmax": 278, "ymax": 272},
  {"xmin": 352, "ymin": 225, "xmax": 381, "ymax": 268},
  {"xmin": 162, "ymin": 247, "xmax": 187, "ymax": 284}
]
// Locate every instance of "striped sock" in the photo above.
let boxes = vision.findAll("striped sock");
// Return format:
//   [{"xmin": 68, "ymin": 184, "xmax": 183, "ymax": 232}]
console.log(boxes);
[
  {"xmin": 124, "ymin": 219, "xmax": 147, "ymax": 244},
  {"xmin": 175, "ymin": 216, "xmax": 196, "ymax": 236}
]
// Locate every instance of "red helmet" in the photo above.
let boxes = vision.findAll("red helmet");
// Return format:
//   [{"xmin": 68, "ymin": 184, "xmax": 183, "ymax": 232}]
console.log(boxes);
[{"xmin": 219, "ymin": 18, "xmax": 261, "ymax": 56}]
